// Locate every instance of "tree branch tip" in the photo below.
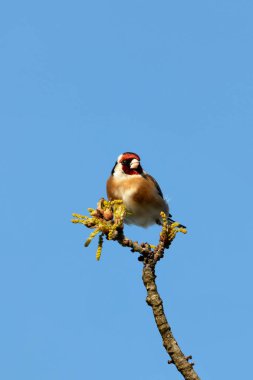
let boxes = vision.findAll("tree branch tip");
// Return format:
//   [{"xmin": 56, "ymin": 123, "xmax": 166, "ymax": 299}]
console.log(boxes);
[
  {"xmin": 72, "ymin": 199, "xmax": 201, "ymax": 379},
  {"xmin": 72, "ymin": 198, "xmax": 186, "ymax": 261}
]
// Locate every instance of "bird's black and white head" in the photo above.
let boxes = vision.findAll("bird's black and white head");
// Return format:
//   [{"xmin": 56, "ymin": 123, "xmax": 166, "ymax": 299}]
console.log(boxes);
[{"xmin": 111, "ymin": 152, "xmax": 143, "ymax": 177}]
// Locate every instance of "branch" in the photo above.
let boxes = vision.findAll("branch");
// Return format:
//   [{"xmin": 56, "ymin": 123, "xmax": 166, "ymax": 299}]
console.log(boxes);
[
  {"xmin": 143, "ymin": 262, "xmax": 200, "ymax": 380},
  {"xmin": 72, "ymin": 198, "xmax": 201, "ymax": 380}
]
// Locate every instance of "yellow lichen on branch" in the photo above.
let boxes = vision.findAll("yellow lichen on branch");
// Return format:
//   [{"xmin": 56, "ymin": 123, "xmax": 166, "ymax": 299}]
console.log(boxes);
[
  {"xmin": 96, "ymin": 234, "xmax": 104, "ymax": 261},
  {"xmin": 71, "ymin": 198, "xmax": 187, "ymax": 261},
  {"xmin": 84, "ymin": 229, "xmax": 100, "ymax": 247},
  {"xmin": 160, "ymin": 211, "xmax": 187, "ymax": 245},
  {"xmin": 72, "ymin": 198, "xmax": 127, "ymax": 260}
]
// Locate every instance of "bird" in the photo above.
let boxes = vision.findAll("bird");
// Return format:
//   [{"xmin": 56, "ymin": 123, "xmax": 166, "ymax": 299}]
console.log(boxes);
[{"xmin": 106, "ymin": 152, "xmax": 185, "ymax": 228}]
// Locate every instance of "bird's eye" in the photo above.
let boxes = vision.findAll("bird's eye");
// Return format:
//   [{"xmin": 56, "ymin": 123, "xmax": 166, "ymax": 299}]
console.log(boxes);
[{"xmin": 122, "ymin": 160, "xmax": 128, "ymax": 165}]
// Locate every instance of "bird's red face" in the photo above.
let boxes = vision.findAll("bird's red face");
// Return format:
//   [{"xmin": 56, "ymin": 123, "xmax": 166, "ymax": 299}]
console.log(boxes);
[{"xmin": 112, "ymin": 152, "xmax": 143, "ymax": 175}]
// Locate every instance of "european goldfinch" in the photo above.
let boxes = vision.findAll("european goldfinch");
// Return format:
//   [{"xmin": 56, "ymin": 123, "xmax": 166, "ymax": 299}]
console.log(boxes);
[{"xmin": 106, "ymin": 152, "xmax": 185, "ymax": 228}]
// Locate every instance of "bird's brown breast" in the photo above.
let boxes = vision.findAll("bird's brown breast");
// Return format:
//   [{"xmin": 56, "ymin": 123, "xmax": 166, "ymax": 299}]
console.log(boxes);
[
  {"xmin": 107, "ymin": 175, "xmax": 168, "ymax": 211},
  {"xmin": 106, "ymin": 174, "xmax": 169, "ymax": 226}
]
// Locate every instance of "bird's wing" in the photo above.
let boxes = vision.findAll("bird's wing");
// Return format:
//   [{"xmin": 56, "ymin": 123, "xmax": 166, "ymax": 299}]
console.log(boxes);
[
  {"xmin": 143, "ymin": 173, "xmax": 173, "ymax": 217},
  {"xmin": 143, "ymin": 173, "xmax": 164, "ymax": 199}
]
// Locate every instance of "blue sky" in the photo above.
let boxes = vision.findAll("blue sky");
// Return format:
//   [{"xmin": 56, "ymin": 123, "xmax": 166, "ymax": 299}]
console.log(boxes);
[{"xmin": 1, "ymin": 1, "xmax": 252, "ymax": 379}]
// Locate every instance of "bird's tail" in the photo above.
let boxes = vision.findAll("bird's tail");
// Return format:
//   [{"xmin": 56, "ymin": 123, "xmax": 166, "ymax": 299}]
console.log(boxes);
[{"xmin": 167, "ymin": 216, "xmax": 186, "ymax": 229}]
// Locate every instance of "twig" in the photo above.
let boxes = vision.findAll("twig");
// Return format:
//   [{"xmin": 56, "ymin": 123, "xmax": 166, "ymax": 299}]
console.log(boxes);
[
  {"xmin": 72, "ymin": 199, "xmax": 201, "ymax": 380},
  {"xmin": 142, "ymin": 261, "xmax": 199, "ymax": 380}
]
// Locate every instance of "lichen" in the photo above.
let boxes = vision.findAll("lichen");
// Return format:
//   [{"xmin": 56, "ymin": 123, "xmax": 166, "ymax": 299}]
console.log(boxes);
[{"xmin": 72, "ymin": 198, "xmax": 187, "ymax": 261}]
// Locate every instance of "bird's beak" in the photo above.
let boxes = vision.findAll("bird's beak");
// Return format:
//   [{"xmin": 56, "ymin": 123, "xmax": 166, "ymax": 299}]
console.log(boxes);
[{"xmin": 130, "ymin": 159, "xmax": 140, "ymax": 169}]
